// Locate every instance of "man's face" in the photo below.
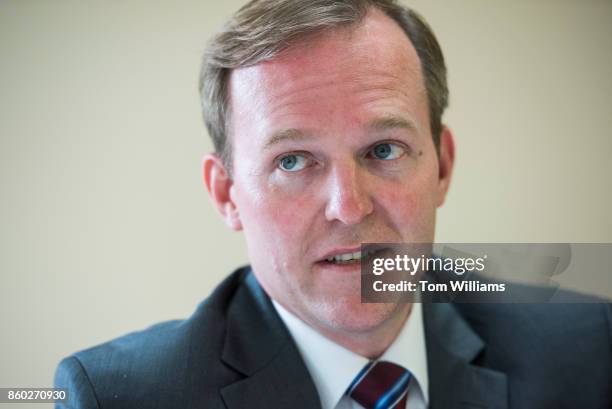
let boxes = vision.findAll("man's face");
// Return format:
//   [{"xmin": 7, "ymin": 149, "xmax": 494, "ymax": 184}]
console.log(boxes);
[{"xmin": 220, "ymin": 9, "xmax": 453, "ymax": 337}]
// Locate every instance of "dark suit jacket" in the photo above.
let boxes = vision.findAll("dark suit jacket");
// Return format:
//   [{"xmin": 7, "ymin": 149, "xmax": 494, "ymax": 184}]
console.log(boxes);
[{"xmin": 55, "ymin": 266, "xmax": 612, "ymax": 408}]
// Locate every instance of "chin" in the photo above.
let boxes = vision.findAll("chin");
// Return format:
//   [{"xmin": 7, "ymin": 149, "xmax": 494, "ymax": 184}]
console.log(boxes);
[{"xmin": 313, "ymin": 296, "xmax": 400, "ymax": 334}]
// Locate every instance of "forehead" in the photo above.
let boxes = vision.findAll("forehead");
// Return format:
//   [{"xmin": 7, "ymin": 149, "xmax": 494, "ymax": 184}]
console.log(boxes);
[{"xmin": 227, "ymin": 8, "xmax": 427, "ymax": 139}]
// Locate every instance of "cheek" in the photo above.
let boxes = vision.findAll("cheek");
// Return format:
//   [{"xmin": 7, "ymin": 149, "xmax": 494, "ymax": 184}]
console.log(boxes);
[
  {"xmin": 376, "ymin": 172, "xmax": 439, "ymax": 229},
  {"xmin": 383, "ymin": 190, "xmax": 421, "ymax": 225},
  {"xmin": 236, "ymin": 181, "xmax": 319, "ymax": 244}
]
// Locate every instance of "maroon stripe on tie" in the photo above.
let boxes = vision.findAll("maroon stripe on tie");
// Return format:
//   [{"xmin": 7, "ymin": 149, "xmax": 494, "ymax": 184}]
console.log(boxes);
[{"xmin": 349, "ymin": 361, "xmax": 407, "ymax": 409}]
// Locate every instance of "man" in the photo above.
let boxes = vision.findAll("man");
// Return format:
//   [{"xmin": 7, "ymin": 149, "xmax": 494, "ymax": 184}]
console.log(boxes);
[{"xmin": 55, "ymin": 1, "xmax": 611, "ymax": 408}]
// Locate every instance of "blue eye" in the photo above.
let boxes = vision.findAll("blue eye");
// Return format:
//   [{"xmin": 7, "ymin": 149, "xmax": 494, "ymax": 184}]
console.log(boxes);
[
  {"xmin": 279, "ymin": 154, "xmax": 308, "ymax": 171},
  {"xmin": 371, "ymin": 143, "xmax": 404, "ymax": 160}
]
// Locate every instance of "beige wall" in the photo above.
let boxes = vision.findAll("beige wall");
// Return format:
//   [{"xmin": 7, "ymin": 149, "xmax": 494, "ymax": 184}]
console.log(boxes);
[{"xmin": 1, "ymin": 0, "xmax": 611, "ymax": 398}]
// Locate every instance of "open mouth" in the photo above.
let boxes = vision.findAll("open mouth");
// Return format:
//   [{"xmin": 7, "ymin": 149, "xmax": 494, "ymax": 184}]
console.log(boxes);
[{"xmin": 321, "ymin": 248, "xmax": 381, "ymax": 265}]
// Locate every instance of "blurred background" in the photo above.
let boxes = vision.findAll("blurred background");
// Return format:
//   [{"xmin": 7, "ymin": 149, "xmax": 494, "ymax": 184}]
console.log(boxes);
[{"xmin": 1, "ymin": 0, "xmax": 611, "ymax": 402}]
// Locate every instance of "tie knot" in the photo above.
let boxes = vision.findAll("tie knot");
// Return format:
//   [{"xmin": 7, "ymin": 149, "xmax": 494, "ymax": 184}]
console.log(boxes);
[{"xmin": 347, "ymin": 361, "xmax": 411, "ymax": 409}]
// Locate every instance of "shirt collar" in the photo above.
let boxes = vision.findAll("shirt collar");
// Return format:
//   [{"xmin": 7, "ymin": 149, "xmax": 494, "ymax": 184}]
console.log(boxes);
[{"xmin": 272, "ymin": 301, "xmax": 428, "ymax": 409}]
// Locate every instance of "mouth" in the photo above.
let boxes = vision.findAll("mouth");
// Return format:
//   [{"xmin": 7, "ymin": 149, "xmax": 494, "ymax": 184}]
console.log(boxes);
[{"xmin": 318, "ymin": 246, "xmax": 382, "ymax": 266}]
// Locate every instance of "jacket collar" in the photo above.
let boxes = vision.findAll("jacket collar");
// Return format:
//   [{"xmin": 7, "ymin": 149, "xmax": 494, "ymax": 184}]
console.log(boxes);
[
  {"xmin": 220, "ymin": 270, "xmax": 507, "ymax": 409},
  {"xmin": 423, "ymin": 303, "xmax": 508, "ymax": 409},
  {"xmin": 220, "ymin": 271, "xmax": 322, "ymax": 409}
]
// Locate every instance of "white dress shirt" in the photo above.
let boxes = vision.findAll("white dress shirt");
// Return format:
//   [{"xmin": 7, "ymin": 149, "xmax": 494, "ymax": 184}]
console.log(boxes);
[{"xmin": 273, "ymin": 301, "xmax": 429, "ymax": 409}]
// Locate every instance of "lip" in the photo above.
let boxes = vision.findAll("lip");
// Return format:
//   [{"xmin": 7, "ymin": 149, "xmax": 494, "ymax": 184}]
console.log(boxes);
[
  {"xmin": 318, "ymin": 246, "xmax": 363, "ymax": 261},
  {"xmin": 313, "ymin": 259, "xmax": 363, "ymax": 273},
  {"xmin": 317, "ymin": 244, "xmax": 391, "ymax": 262}
]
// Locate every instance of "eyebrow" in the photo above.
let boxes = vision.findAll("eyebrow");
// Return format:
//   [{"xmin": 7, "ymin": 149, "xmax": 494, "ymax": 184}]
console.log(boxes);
[
  {"xmin": 263, "ymin": 128, "xmax": 310, "ymax": 150},
  {"xmin": 366, "ymin": 115, "xmax": 418, "ymax": 133},
  {"xmin": 263, "ymin": 115, "xmax": 417, "ymax": 150}
]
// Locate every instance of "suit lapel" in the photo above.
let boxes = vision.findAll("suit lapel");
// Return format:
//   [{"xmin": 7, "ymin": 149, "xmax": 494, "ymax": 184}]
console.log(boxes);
[
  {"xmin": 423, "ymin": 303, "xmax": 508, "ymax": 409},
  {"xmin": 219, "ymin": 271, "xmax": 507, "ymax": 409},
  {"xmin": 220, "ymin": 272, "xmax": 322, "ymax": 409}
]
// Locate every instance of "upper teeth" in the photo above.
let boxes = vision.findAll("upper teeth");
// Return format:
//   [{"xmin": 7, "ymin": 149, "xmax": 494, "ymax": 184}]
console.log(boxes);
[{"xmin": 326, "ymin": 250, "xmax": 372, "ymax": 263}]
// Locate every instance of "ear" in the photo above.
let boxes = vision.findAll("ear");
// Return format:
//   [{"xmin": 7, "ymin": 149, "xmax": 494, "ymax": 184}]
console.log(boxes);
[
  {"xmin": 436, "ymin": 125, "xmax": 455, "ymax": 207},
  {"xmin": 202, "ymin": 153, "xmax": 243, "ymax": 231}
]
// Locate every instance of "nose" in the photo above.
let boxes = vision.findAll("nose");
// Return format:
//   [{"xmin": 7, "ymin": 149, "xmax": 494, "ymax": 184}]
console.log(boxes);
[{"xmin": 324, "ymin": 161, "xmax": 374, "ymax": 225}]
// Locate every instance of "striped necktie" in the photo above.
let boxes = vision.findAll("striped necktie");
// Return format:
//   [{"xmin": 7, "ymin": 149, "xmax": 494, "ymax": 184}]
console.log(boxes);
[{"xmin": 346, "ymin": 361, "xmax": 412, "ymax": 409}]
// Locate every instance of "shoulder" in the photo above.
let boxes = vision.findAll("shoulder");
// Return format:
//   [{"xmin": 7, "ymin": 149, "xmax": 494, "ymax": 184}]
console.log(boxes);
[
  {"xmin": 455, "ymin": 300, "xmax": 611, "ymax": 398},
  {"xmin": 55, "ymin": 267, "xmax": 251, "ymax": 409},
  {"xmin": 455, "ymin": 293, "xmax": 611, "ymax": 343}
]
